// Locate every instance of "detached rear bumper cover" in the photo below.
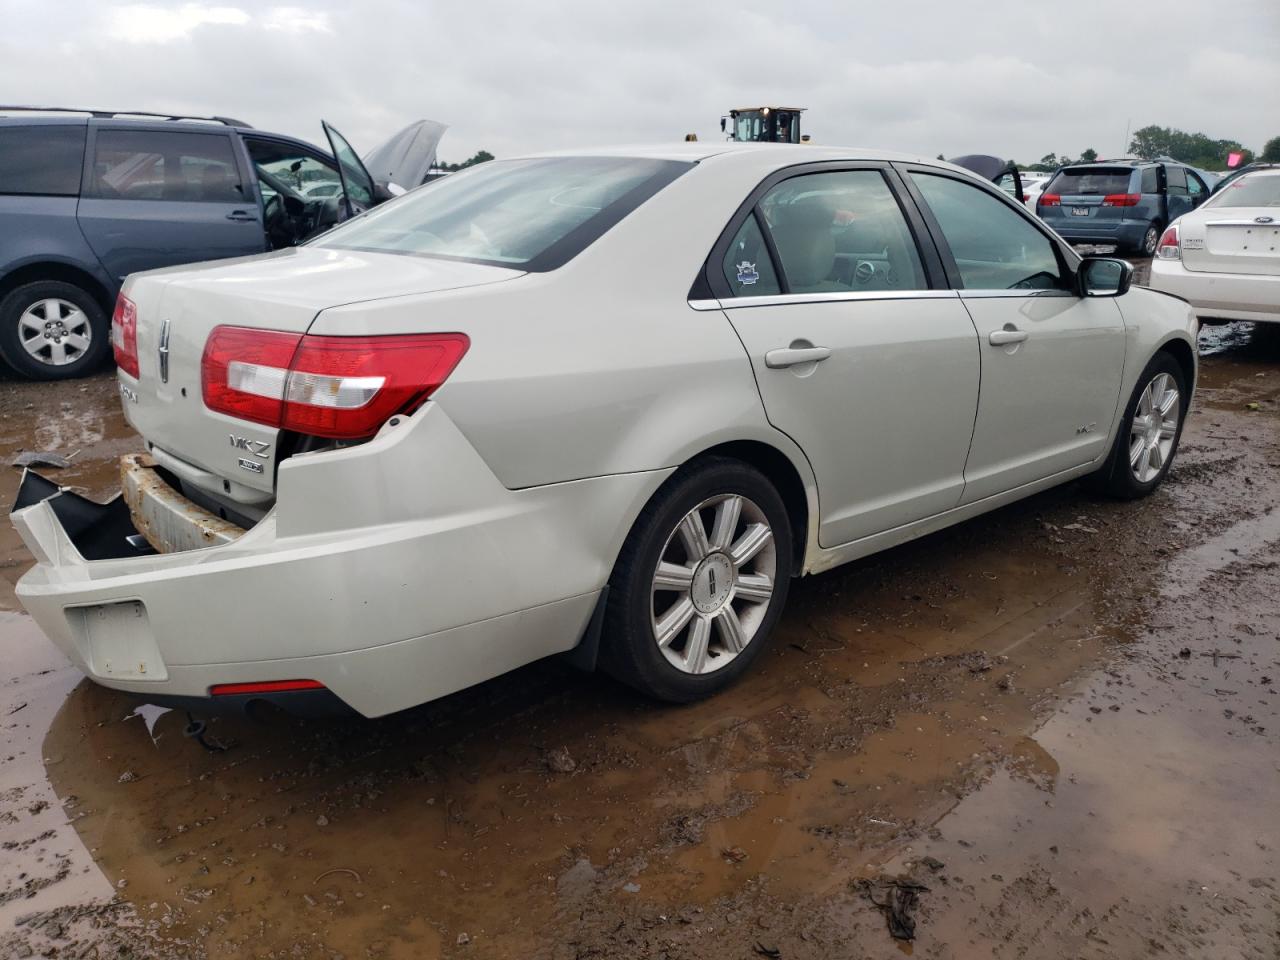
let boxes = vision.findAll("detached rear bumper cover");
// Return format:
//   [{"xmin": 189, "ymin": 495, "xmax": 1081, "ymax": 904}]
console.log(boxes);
[{"xmin": 11, "ymin": 403, "xmax": 669, "ymax": 718}]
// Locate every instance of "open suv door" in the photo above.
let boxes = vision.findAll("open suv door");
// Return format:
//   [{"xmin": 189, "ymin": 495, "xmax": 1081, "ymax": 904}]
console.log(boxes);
[{"xmin": 321, "ymin": 120, "xmax": 378, "ymax": 218}]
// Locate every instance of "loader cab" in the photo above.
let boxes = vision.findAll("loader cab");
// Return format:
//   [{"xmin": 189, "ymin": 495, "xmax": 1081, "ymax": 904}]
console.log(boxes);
[{"xmin": 721, "ymin": 107, "xmax": 806, "ymax": 144}]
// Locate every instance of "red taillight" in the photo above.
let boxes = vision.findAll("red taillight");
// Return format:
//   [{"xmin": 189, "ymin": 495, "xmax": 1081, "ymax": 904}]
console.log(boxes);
[
  {"xmin": 1039, "ymin": 193, "xmax": 1061, "ymax": 207},
  {"xmin": 1101, "ymin": 193, "xmax": 1141, "ymax": 207},
  {"xmin": 1156, "ymin": 224, "xmax": 1180, "ymax": 260},
  {"xmin": 111, "ymin": 294, "xmax": 139, "ymax": 378},
  {"xmin": 201, "ymin": 327, "xmax": 469, "ymax": 440},
  {"xmin": 210, "ymin": 679, "xmax": 325, "ymax": 696}
]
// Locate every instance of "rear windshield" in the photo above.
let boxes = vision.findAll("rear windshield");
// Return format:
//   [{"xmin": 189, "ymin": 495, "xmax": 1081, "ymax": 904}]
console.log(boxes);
[
  {"xmin": 313, "ymin": 157, "xmax": 690, "ymax": 271},
  {"xmin": 1207, "ymin": 174, "xmax": 1280, "ymax": 208},
  {"xmin": 1045, "ymin": 167, "xmax": 1133, "ymax": 196}
]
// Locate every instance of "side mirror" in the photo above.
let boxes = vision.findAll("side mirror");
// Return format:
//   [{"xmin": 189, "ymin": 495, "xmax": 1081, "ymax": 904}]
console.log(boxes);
[
  {"xmin": 720, "ymin": 117, "xmax": 727, "ymax": 132},
  {"xmin": 1078, "ymin": 257, "xmax": 1132, "ymax": 298}
]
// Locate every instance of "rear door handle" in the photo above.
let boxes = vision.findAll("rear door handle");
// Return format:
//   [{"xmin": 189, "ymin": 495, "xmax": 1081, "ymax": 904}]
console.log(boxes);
[
  {"xmin": 226, "ymin": 210, "xmax": 258, "ymax": 222},
  {"xmin": 988, "ymin": 327, "xmax": 1028, "ymax": 346},
  {"xmin": 765, "ymin": 346, "xmax": 832, "ymax": 368}
]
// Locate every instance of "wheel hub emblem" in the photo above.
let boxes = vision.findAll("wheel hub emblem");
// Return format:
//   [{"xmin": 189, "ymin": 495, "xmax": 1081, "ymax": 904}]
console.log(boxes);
[{"xmin": 691, "ymin": 553, "xmax": 734, "ymax": 614}]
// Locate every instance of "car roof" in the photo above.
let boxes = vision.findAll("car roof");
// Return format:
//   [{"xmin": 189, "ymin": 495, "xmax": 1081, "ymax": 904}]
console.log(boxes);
[{"xmin": 516, "ymin": 141, "xmax": 957, "ymax": 168}]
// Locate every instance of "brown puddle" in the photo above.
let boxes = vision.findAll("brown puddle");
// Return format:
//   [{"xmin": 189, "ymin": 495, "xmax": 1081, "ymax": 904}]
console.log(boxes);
[{"xmin": 0, "ymin": 324, "xmax": 1278, "ymax": 958}]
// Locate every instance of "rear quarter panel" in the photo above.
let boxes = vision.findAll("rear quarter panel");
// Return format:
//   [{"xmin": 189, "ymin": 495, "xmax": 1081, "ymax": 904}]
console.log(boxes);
[{"xmin": 0, "ymin": 196, "xmax": 116, "ymax": 297}]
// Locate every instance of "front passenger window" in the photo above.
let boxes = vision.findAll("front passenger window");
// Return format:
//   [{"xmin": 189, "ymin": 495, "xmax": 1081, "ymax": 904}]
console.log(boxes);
[{"xmin": 910, "ymin": 172, "xmax": 1065, "ymax": 291}]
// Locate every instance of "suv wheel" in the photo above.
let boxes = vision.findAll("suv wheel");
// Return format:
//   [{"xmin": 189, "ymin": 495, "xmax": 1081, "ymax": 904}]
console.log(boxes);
[
  {"xmin": 600, "ymin": 458, "xmax": 793, "ymax": 702},
  {"xmin": 0, "ymin": 281, "xmax": 110, "ymax": 380},
  {"xmin": 1137, "ymin": 221, "xmax": 1161, "ymax": 257},
  {"xmin": 1088, "ymin": 352, "xmax": 1187, "ymax": 499}
]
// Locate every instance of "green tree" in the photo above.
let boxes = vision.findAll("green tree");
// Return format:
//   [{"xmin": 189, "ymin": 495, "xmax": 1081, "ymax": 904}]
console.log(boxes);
[
  {"xmin": 1261, "ymin": 137, "xmax": 1280, "ymax": 162},
  {"xmin": 1079, "ymin": 148, "xmax": 1098, "ymax": 163},
  {"xmin": 440, "ymin": 150, "xmax": 495, "ymax": 172},
  {"xmin": 1128, "ymin": 125, "xmax": 1254, "ymax": 170}
]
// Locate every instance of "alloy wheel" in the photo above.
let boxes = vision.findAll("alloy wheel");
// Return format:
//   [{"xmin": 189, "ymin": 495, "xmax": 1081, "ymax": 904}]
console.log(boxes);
[
  {"xmin": 1128, "ymin": 372, "xmax": 1180, "ymax": 483},
  {"xmin": 650, "ymin": 494, "xmax": 776, "ymax": 675},
  {"xmin": 1142, "ymin": 226, "xmax": 1159, "ymax": 256},
  {"xmin": 18, "ymin": 299, "xmax": 92, "ymax": 367}
]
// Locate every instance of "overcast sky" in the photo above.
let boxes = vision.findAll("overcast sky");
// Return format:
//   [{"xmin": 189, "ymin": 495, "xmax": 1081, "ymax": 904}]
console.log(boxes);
[{"xmin": 2, "ymin": 0, "xmax": 1276, "ymax": 165}]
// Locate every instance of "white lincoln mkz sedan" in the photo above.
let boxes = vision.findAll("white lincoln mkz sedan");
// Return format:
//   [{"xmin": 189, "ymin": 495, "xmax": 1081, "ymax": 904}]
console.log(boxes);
[{"xmin": 12, "ymin": 142, "xmax": 1198, "ymax": 716}]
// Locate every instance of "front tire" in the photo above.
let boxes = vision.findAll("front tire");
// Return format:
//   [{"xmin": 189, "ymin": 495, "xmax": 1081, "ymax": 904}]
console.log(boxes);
[
  {"xmin": 1089, "ymin": 352, "xmax": 1187, "ymax": 499},
  {"xmin": 0, "ymin": 280, "xmax": 110, "ymax": 380},
  {"xmin": 600, "ymin": 458, "xmax": 793, "ymax": 702}
]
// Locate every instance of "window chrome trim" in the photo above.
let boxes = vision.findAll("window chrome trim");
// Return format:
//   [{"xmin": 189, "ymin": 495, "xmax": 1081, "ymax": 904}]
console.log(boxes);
[
  {"xmin": 958, "ymin": 289, "xmax": 1077, "ymax": 299},
  {"xmin": 701, "ymin": 289, "xmax": 960, "ymax": 310},
  {"xmin": 688, "ymin": 299, "xmax": 723, "ymax": 311}
]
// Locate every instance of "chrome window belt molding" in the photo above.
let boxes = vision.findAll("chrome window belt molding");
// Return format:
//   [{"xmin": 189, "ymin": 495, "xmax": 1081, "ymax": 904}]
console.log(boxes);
[
  {"xmin": 689, "ymin": 290, "xmax": 959, "ymax": 310},
  {"xmin": 690, "ymin": 288, "xmax": 1073, "ymax": 310}
]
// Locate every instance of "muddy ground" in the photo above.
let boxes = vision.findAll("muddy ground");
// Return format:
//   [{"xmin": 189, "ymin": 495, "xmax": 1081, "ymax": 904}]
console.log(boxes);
[{"xmin": 1, "ymin": 291, "xmax": 1278, "ymax": 958}]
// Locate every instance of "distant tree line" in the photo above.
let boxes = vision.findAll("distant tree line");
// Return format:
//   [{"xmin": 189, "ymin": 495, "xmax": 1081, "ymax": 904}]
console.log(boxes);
[
  {"xmin": 434, "ymin": 150, "xmax": 495, "ymax": 172},
  {"xmin": 991, "ymin": 127, "xmax": 1280, "ymax": 174}
]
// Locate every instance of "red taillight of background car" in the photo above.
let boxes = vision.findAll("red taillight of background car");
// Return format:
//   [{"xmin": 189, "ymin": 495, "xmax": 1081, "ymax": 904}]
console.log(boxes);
[
  {"xmin": 1156, "ymin": 224, "xmax": 1181, "ymax": 260},
  {"xmin": 1101, "ymin": 193, "xmax": 1141, "ymax": 207},
  {"xmin": 1039, "ymin": 193, "xmax": 1061, "ymax": 207},
  {"xmin": 111, "ymin": 294, "xmax": 139, "ymax": 378},
  {"xmin": 201, "ymin": 326, "xmax": 470, "ymax": 439}
]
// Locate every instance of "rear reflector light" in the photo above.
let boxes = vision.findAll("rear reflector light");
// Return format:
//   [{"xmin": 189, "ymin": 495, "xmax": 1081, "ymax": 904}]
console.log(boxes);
[
  {"xmin": 1039, "ymin": 193, "xmax": 1061, "ymax": 207},
  {"xmin": 1101, "ymin": 193, "xmax": 1141, "ymax": 207},
  {"xmin": 111, "ymin": 294, "xmax": 139, "ymax": 378},
  {"xmin": 210, "ymin": 679, "xmax": 325, "ymax": 696},
  {"xmin": 202, "ymin": 327, "xmax": 469, "ymax": 439},
  {"xmin": 1156, "ymin": 224, "xmax": 1180, "ymax": 260}
]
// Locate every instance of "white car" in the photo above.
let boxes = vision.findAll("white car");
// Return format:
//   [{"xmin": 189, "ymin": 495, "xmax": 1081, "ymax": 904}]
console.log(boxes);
[
  {"xmin": 11, "ymin": 144, "xmax": 1199, "ymax": 717},
  {"xmin": 1150, "ymin": 168, "xmax": 1280, "ymax": 323},
  {"xmin": 1021, "ymin": 173, "xmax": 1051, "ymax": 212}
]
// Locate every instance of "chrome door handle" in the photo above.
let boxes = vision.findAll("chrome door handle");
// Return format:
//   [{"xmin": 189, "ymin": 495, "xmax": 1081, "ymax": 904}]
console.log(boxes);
[
  {"xmin": 765, "ymin": 346, "xmax": 832, "ymax": 368},
  {"xmin": 988, "ymin": 327, "xmax": 1028, "ymax": 346}
]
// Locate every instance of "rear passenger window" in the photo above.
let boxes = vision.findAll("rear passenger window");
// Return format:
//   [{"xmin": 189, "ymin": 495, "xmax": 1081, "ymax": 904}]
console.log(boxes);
[
  {"xmin": 721, "ymin": 215, "xmax": 782, "ymax": 296},
  {"xmin": 755, "ymin": 170, "xmax": 926, "ymax": 295},
  {"xmin": 90, "ymin": 130, "xmax": 244, "ymax": 203},
  {"xmin": 0, "ymin": 126, "xmax": 86, "ymax": 196},
  {"xmin": 1140, "ymin": 167, "xmax": 1158, "ymax": 193},
  {"xmin": 910, "ymin": 172, "xmax": 1065, "ymax": 291}
]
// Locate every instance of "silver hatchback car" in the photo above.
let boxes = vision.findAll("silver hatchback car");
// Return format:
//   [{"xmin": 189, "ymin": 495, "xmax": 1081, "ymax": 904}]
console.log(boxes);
[{"xmin": 13, "ymin": 143, "xmax": 1198, "ymax": 717}]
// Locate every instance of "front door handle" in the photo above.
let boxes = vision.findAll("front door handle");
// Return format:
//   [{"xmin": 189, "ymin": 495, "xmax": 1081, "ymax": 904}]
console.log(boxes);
[
  {"xmin": 765, "ymin": 346, "xmax": 832, "ymax": 368},
  {"xmin": 226, "ymin": 210, "xmax": 258, "ymax": 222},
  {"xmin": 988, "ymin": 327, "xmax": 1028, "ymax": 346}
]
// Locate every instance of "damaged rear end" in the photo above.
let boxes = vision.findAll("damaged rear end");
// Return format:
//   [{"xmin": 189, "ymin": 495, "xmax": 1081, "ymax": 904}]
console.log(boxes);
[{"xmin": 9, "ymin": 246, "xmax": 547, "ymax": 718}]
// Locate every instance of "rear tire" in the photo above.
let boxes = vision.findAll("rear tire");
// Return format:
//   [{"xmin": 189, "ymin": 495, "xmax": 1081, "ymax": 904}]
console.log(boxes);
[
  {"xmin": 1133, "ymin": 221, "xmax": 1161, "ymax": 257},
  {"xmin": 1087, "ymin": 352, "xmax": 1187, "ymax": 499},
  {"xmin": 600, "ymin": 457, "xmax": 793, "ymax": 702},
  {"xmin": 0, "ymin": 280, "xmax": 110, "ymax": 380}
]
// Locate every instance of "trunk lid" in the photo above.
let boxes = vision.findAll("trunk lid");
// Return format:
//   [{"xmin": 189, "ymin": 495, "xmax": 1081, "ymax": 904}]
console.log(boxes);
[
  {"xmin": 1180, "ymin": 208, "xmax": 1280, "ymax": 275},
  {"xmin": 121, "ymin": 247, "xmax": 521, "ymax": 508}
]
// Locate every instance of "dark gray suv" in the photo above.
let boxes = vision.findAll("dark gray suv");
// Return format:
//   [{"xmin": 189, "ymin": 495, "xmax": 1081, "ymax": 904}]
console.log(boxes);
[
  {"xmin": 1037, "ymin": 159, "xmax": 1214, "ymax": 256},
  {"xmin": 0, "ymin": 108, "xmax": 443, "ymax": 379}
]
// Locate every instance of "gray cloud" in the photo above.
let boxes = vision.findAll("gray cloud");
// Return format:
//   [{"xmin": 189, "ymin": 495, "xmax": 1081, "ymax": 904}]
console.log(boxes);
[{"xmin": 1, "ymin": 0, "xmax": 1276, "ymax": 165}]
